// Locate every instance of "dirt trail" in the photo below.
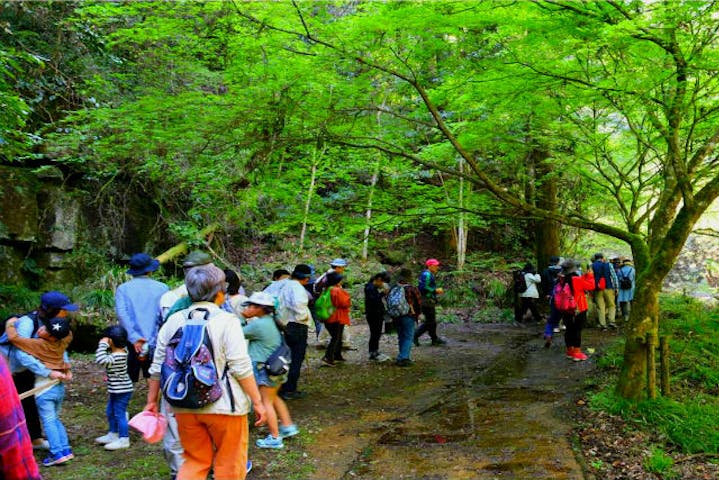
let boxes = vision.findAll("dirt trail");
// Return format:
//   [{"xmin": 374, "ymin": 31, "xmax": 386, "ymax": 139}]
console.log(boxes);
[{"xmin": 286, "ymin": 322, "xmax": 611, "ymax": 480}]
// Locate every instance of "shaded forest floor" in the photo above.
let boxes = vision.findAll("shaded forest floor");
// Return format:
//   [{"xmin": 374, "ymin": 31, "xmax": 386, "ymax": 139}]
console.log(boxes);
[{"xmin": 37, "ymin": 319, "xmax": 718, "ymax": 479}]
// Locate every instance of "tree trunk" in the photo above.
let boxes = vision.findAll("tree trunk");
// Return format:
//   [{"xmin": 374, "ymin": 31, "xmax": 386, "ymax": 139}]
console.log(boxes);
[
  {"xmin": 457, "ymin": 157, "xmax": 468, "ymax": 271},
  {"xmin": 534, "ymin": 150, "xmax": 559, "ymax": 270},
  {"xmin": 362, "ymin": 161, "xmax": 380, "ymax": 261},
  {"xmin": 616, "ymin": 282, "xmax": 660, "ymax": 399},
  {"xmin": 298, "ymin": 144, "xmax": 325, "ymax": 253}
]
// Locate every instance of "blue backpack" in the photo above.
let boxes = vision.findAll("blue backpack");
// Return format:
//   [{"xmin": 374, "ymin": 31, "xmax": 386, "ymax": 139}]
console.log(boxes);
[{"xmin": 161, "ymin": 308, "xmax": 224, "ymax": 409}]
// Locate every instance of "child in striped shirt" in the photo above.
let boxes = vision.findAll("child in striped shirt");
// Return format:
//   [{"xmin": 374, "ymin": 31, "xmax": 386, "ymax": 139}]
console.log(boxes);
[{"xmin": 94, "ymin": 325, "xmax": 134, "ymax": 451}]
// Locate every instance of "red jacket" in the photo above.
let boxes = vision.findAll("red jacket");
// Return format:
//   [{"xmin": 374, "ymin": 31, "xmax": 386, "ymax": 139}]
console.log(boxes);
[
  {"xmin": 571, "ymin": 272, "xmax": 595, "ymax": 313},
  {"xmin": 327, "ymin": 286, "xmax": 351, "ymax": 325}
]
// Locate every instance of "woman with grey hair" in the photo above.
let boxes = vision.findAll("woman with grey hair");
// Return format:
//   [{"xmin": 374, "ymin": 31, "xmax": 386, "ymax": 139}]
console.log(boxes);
[{"xmin": 144, "ymin": 264, "xmax": 266, "ymax": 480}]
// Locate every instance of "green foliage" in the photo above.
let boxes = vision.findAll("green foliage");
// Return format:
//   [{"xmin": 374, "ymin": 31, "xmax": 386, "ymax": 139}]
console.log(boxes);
[
  {"xmin": 0, "ymin": 284, "xmax": 37, "ymax": 318},
  {"xmin": 644, "ymin": 446, "xmax": 677, "ymax": 478}
]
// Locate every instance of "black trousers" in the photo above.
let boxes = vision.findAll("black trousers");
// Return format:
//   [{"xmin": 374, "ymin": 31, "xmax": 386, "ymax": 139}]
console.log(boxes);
[
  {"xmin": 127, "ymin": 345, "xmax": 151, "ymax": 383},
  {"xmin": 324, "ymin": 322, "xmax": 344, "ymax": 362},
  {"xmin": 415, "ymin": 305, "xmax": 438, "ymax": 341},
  {"xmin": 366, "ymin": 313, "xmax": 384, "ymax": 353},
  {"xmin": 515, "ymin": 297, "xmax": 541, "ymax": 322},
  {"xmin": 563, "ymin": 310, "xmax": 587, "ymax": 348},
  {"xmin": 13, "ymin": 369, "xmax": 42, "ymax": 440},
  {"xmin": 279, "ymin": 322, "xmax": 308, "ymax": 394}
]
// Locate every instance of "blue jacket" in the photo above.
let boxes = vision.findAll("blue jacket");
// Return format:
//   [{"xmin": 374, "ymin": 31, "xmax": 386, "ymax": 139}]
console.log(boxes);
[{"xmin": 418, "ymin": 269, "xmax": 438, "ymax": 299}]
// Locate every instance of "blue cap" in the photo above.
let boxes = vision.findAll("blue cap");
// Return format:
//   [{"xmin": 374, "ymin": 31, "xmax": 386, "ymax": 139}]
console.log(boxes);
[
  {"xmin": 40, "ymin": 291, "xmax": 78, "ymax": 312},
  {"xmin": 127, "ymin": 253, "xmax": 160, "ymax": 276},
  {"xmin": 330, "ymin": 258, "xmax": 348, "ymax": 267}
]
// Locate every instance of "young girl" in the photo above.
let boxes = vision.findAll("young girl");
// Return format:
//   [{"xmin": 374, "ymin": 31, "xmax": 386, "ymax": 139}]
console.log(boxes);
[
  {"xmin": 5, "ymin": 316, "xmax": 73, "ymax": 466},
  {"xmin": 95, "ymin": 325, "xmax": 134, "ymax": 450},
  {"xmin": 241, "ymin": 292, "xmax": 299, "ymax": 449}
]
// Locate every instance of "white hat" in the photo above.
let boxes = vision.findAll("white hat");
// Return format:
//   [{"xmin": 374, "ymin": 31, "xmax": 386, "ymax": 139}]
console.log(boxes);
[
  {"xmin": 330, "ymin": 258, "xmax": 348, "ymax": 267},
  {"xmin": 242, "ymin": 291, "xmax": 276, "ymax": 308}
]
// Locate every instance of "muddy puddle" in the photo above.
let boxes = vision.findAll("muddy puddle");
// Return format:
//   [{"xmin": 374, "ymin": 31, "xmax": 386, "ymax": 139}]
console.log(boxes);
[{"xmin": 285, "ymin": 323, "xmax": 610, "ymax": 480}]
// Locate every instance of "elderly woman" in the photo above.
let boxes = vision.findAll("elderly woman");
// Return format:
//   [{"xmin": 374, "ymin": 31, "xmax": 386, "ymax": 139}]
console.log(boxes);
[
  {"xmin": 241, "ymin": 292, "xmax": 299, "ymax": 450},
  {"xmin": 144, "ymin": 264, "xmax": 265, "ymax": 480}
]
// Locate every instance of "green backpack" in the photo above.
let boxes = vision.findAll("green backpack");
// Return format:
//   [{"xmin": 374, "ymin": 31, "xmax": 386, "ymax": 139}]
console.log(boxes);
[{"xmin": 314, "ymin": 288, "xmax": 335, "ymax": 322}]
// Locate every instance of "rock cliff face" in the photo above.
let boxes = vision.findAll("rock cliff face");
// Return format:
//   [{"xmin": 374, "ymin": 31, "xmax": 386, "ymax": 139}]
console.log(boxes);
[{"xmin": 0, "ymin": 165, "xmax": 159, "ymax": 289}]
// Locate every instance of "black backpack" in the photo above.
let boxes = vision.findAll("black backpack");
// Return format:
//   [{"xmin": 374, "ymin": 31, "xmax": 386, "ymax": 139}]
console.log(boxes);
[
  {"xmin": 261, "ymin": 336, "xmax": 291, "ymax": 377},
  {"xmin": 618, "ymin": 269, "xmax": 632, "ymax": 290},
  {"xmin": 1, "ymin": 312, "xmax": 41, "ymax": 343},
  {"xmin": 513, "ymin": 270, "xmax": 528, "ymax": 294}
]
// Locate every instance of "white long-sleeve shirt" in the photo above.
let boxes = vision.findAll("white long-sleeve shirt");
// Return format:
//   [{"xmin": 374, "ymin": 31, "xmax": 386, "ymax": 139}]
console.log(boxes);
[{"xmin": 520, "ymin": 273, "xmax": 542, "ymax": 299}]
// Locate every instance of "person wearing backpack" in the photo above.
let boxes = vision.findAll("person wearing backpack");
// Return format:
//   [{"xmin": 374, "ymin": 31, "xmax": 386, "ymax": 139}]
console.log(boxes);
[
  {"xmin": 0, "ymin": 290, "xmax": 78, "ymax": 451},
  {"xmin": 321, "ymin": 273, "xmax": 351, "ymax": 367},
  {"xmin": 515, "ymin": 263, "xmax": 542, "ymax": 323},
  {"xmin": 591, "ymin": 253, "xmax": 618, "ymax": 330},
  {"xmin": 414, "ymin": 258, "xmax": 446, "ymax": 346},
  {"xmin": 540, "ymin": 256, "xmax": 563, "ymax": 348},
  {"xmin": 144, "ymin": 264, "xmax": 266, "ymax": 480},
  {"xmin": 617, "ymin": 258, "xmax": 636, "ymax": 323},
  {"xmin": 240, "ymin": 292, "xmax": 298, "ymax": 450},
  {"xmin": 391, "ymin": 268, "xmax": 422, "ymax": 367},
  {"xmin": 556, "ymin": 261, "xmax": 595, "ymax": 362},
  {"xmin": 364, "ymin": 271, "xmax": 391, "ymax": 362}
]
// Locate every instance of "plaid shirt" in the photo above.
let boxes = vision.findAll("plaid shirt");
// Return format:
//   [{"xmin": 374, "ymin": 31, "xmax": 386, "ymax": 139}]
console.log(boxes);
[{"xmin": 0, "ymin": 355, "xmax": 42, "ymax": 480}]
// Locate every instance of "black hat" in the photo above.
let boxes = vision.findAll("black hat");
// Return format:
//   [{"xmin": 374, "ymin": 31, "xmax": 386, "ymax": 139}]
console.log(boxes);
[
  {"xmin": 326, "ymin": 272, "xmax": 344, "ymax": 287},
  {"xmin": 43, "ymin": 317, "xmax": 71, "ymax": 340}
]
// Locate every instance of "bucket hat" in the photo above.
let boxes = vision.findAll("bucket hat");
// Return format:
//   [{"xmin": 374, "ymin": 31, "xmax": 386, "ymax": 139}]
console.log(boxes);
[
  {"xmin": 241, "ymin": 291, "xmax": 276, "ymax": 308},
  {"xmin": 129, "ymin": 411, "xmax": 168, "ymax": 444},
  {"xmin": 330, "ymin": 258, "xmax": 348, "ymax": 267},
  {"xmin": 127, "ymin": 253, "xmax": 160, "ymax": 276}
]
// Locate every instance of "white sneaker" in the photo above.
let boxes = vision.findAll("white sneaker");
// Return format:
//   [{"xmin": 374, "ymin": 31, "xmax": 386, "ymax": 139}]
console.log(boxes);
[
  {"xmin": 104, "ymin": 437, "xmax": 130, "ymax": 450},
  {"xmin": 374, "ymin": 353, "xmax": 391, "ymax": 362},
  {"xmin": 95, "ymin": 432, "xmax": 119, "ymax": 444}
]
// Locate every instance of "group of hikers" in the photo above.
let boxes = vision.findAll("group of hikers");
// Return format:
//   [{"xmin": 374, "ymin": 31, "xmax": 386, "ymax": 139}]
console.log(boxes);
[
  {"xmin": 0, "ymin": 252, "xmax": 447, "ymax": 480},
  {"xmin": 514, "ymin": 253, "xmax": 637, "ymax": 362}
]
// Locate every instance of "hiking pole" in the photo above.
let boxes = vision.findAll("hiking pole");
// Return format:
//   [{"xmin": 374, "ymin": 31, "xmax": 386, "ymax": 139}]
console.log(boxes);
[{"xmin": 18, "ymin": 379, "xmax": 60, "ymax": 400}]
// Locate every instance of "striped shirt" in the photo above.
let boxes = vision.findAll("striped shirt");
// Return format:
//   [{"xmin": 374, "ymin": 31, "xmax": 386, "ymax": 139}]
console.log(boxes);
[{"xmin": 95, "ymin": 341, "xmax": 134, "ymax": 394}]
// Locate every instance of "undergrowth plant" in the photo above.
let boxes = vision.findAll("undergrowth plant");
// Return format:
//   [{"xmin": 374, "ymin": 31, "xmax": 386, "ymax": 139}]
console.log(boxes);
[{"xmin": 590, "ymin": 294, "xmax": 719, "ymax": 454}]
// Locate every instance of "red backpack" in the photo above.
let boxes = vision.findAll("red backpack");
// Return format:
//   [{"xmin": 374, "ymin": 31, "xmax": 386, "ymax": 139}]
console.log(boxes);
[{"xmin": 553, "ymin": 278, "xmax": 577, "ymax": 314}]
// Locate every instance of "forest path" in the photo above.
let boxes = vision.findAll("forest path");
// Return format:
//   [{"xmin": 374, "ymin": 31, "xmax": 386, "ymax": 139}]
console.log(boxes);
[{"xmin": 267, "ymin": 321, "xmax": 613, "ymax": 480}]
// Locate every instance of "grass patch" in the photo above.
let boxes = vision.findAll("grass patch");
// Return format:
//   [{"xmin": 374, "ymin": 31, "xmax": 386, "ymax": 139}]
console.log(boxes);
[{"xmin": 589, "ymin": 294, "xmax": 719, "ymax": 455}]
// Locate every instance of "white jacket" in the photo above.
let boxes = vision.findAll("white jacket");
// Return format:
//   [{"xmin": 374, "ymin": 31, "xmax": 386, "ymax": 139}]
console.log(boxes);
[{"xmin": 520, "ymin": 273, "xmax": 541, "ymax": 299}]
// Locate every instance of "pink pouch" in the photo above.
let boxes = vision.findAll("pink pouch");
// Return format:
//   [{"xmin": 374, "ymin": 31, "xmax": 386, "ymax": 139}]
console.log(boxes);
[{"xmin": 128, "ymin": 411, "xmax": 168, "ymax": 444}]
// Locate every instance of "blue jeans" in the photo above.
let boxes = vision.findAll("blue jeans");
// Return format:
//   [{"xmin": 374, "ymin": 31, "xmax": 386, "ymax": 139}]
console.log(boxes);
[
  {"xmin": 36, "ymin": 382, "xmax": 70, "ymax": 457},
  {"xmin": 279, "ymin": 322, "xmax": 308, "ymax": 394},
  {"xmin": 394, "ymin": 316, "xmax": 416, "ymax": 361},
  {"xmin": 107, "ymin": 391, "xmax": 133, "ymax": 437}
]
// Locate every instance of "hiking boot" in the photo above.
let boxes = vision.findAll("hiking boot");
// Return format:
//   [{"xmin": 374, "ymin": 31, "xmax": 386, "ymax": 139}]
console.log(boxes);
[
  {"xmin": 566, "ymin": 347, "xmax": 576, "ymax": 359},
  {"xmin": 95, "ymin": 432, "xmax": 118, "ymax": 444},
  {"xmin": 104, "ymin": 437, "xmax": 130, "ymax": 450},
  {"xmin": 247, "ymin": 460, "xmax": 252, "ymax": 474},
  {"xmin": 61, "ymin": 448, "xmax": 74, "ymax": 460},
  {"xmin": 279, "ymin": 423, "xmax": 300, "ymax": 439},
  {"xmin": 334, "ymin": 356, "xmax": 346, "ymax": 362},
  {"xmin": 395, "ymin": 359, "xmax": 414, "ymax": 367},
  {"xmin": 543, "ymin": 335, "xmax": 552, "ymax": 349},
  {"xmin": 431, "ymin": 338, "xmax": 447, "ymax": 346},
  {"xmin": 256, "ymin": 434, "xmax": 284, "ymax": 449},
  {"xmin": 572, "ymin": 349, "xmax": 588, "ymax": 362},
  {"xmin": 413, "ymin": 335, "xmax": 420, "ymax": 347},
  {"xmin": 320, "ymin": 358, "xmax": 336, "ymax": 367}
]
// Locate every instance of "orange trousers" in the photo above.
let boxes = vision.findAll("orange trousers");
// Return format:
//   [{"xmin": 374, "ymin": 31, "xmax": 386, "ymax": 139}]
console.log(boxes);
[{"xmin": 175, "ymin": 413, "xmax": 248, "ymax": 480}]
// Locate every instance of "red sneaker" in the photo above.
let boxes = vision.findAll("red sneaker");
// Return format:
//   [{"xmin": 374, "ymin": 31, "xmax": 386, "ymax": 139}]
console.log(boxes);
[{"xmin": 572, "ymin": 349, "xmax": 588, "ymax": 361}]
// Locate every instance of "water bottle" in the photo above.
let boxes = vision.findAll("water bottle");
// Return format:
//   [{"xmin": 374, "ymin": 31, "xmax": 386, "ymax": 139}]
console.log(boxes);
[{"xmin": 138, "ymin": 343, "xmax": 150, "ymax": 361}]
